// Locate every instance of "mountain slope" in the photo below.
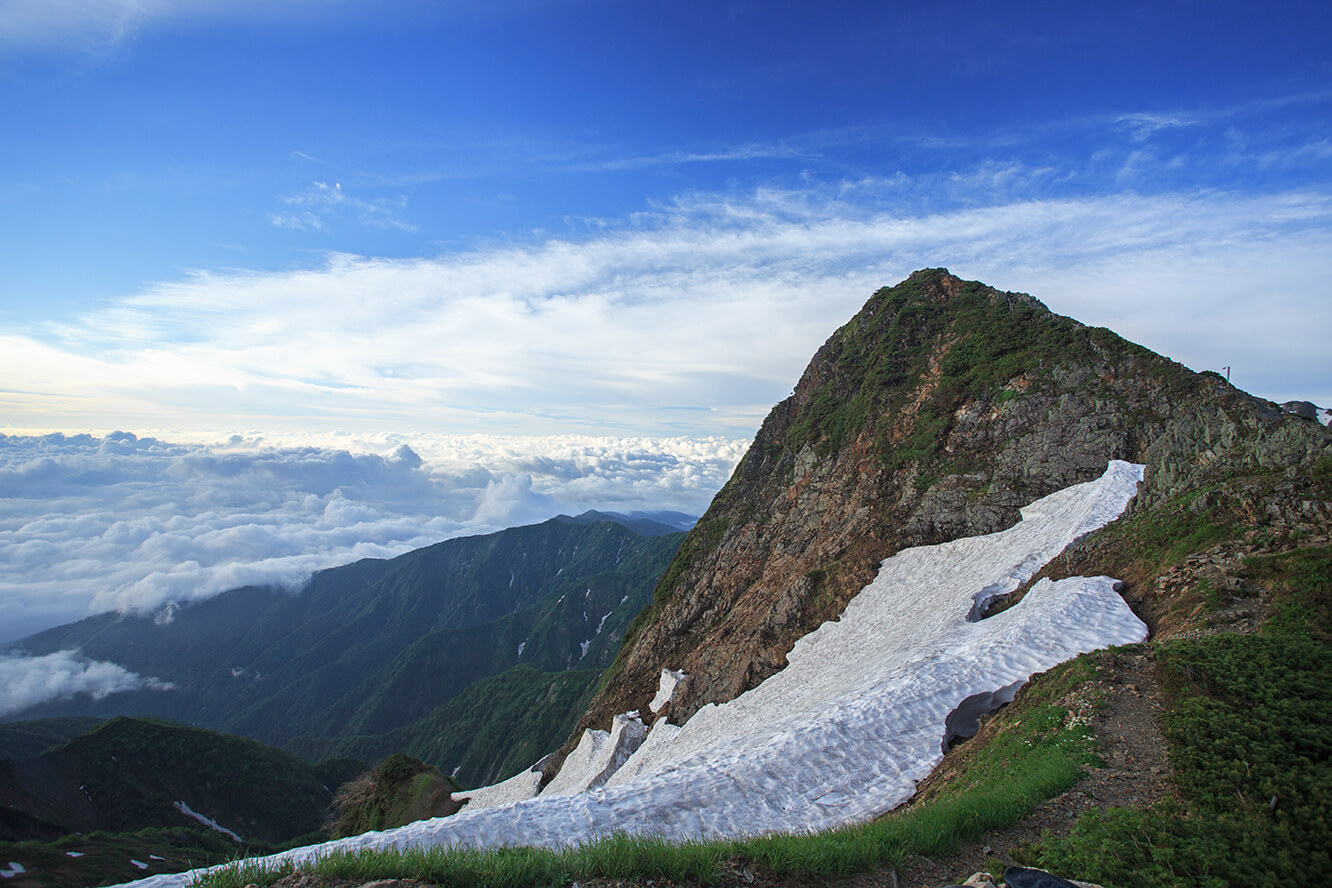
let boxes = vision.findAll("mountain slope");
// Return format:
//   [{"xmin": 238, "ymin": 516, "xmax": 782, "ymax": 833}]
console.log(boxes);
[
  {"xmin": 290, "ymin": 665, "xmax": 602, "ymax": 789},
  {"xmin": 0, "ymin": 716, "xmax": 347, "ymax": 845},
  {"xmin": 10, "ymin": 517, "xmax": 681, "ymax": 750},
  {"xmin": 0, "ymin": 717, "xmax": 103, "ymax": 763},
  {"xmin": 575, "ymin": 267, "xmax": 1329, "ymax": 743},
  {"xmin": 93, "ymin": 270, "xmax": 1330, "ymax": 888}
]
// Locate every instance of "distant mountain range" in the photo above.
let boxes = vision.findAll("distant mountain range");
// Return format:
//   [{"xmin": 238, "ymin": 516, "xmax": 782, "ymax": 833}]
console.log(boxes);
[{"xmin": 4, "ymin": 511, "xmax": 686, "ymax": 789}]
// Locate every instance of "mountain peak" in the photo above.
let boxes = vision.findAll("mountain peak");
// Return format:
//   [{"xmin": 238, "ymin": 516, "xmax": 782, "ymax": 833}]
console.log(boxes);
[
  {"xmin": 570, "ymin": 270, "xmax": 1327, "ymax": 741},
  {"xmin": 901, "ymin": 266, "xmax": 971, "ymax": 300}
]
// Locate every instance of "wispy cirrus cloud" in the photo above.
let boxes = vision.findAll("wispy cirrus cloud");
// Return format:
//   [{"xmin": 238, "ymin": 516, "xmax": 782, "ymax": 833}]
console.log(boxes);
[
  {"xmin": 0, "ymin": 0, "xmax": 583, "ymax": 57},
  {"xmin": 3, "ymin": 182, "xmax": 1330, "ymax": 439},
  {"xmin": 0, "ymin": 0, "xmax": 309, "ymax": 54},
  {"xmin": 272, "ymin": 180, "xmax": 416, "ymax": 232},
  {"xmin": 0, "ymin": 0, "xmax": 165, "ymax": 52},
  {"xmin": 594, "ymin": 141, "xmax": 810, "ymax": 171}
]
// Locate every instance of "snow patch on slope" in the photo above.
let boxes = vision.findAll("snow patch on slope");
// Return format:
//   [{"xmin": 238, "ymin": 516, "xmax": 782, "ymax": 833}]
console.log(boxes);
[
  {"xmin": 542, "ymin": 712, "xmax": 647, "ymax": 798},
  {"xmin": 117, "ymin": 461, "xmax": 1146, "ymax": 888},
  {"xmin": 172, "ymin": 801, "xmax": 241, "ymax": 842},
  {"xmin": 649, "ymin": 668, "xmax": 687, "ymax": 714},
  {"xmin": 454, "ymin": 766, "xmax": 545, "ymax": 812}
]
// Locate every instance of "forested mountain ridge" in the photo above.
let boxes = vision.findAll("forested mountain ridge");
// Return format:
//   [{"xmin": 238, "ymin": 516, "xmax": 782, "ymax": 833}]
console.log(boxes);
[{"xmin": 7, "ymin": 515, "xmax": 684, "ymax": 780}]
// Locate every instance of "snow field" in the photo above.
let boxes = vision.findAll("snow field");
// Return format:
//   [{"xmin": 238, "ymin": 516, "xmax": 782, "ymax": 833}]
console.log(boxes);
[{"xmin": 118, "ymin": 460, "xmax": 1147, "ymax": 888}]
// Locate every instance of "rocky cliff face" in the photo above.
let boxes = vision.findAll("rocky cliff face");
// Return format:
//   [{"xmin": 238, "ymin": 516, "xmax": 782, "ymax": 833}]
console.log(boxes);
[{"xmin": 573, "ymin": 269, "xmax": 1331, "ymax": 741}]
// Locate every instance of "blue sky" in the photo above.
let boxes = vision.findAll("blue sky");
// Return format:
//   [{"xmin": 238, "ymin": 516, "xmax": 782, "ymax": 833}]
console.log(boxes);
[
  {"xmin": 1, "ymin": 1, "xmax": 1331, "ymax": 647},
  {"xmin": 1, "ymin": 0, "xmax": 1329, "ymax": 440}
]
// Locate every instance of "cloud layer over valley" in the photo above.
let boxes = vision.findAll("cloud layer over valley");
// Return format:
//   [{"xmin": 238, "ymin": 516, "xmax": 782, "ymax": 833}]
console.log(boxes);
[
  {"xmin": 0, "ymin": 649, "xmax": 174, "ymax": 718},
  {"xmin": 0, "ymin": 431, "xmax": 744, "ymax": 646}
]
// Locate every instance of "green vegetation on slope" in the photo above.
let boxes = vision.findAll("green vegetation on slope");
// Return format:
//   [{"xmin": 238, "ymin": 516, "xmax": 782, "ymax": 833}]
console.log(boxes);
[
  {"xmin": 0, "ymin": 716, "xmax": 104, "ymax": 762},
  {"xmin": 57, "ymin": 717, "xmax": 339, "ymax": 843},
  {"xmin": 1030, "ymin": 633, "xmax": 1332, "ymax": 888},
  {"xmin": 0, "ymin": 824, "xmax": 243, "ymax": 888},
  {"xmin": 0, "ymin": 717, "xmax": 368, "ymax": 886},
  {"xmin": 1242, "ymin": 545, "xmax": 1332, "ymax": 639},
  {"xmin": 13, "ymin": 520, "xmax": 681, "ymax": 757},
  {"xmin": 0, "ymin": 717, "xmax": 350, "ymax": 846},
  {"xmin": 328, "ymin": 753, "xmax": 461, "ymax": 839},
  {"xmin": 296, "ymin": 527, "xmax": 684, "ymax": 743},
  {"xmin": 227, "ymin": 521, "xmax": 683, "ymax": 746},
  {"xmin": 782, "ymin": 270, "xmax": 1142, "ymax": 467},
  {"xmin": 291, "ymin": 665, "xmax": 602, "ymax": 789}
]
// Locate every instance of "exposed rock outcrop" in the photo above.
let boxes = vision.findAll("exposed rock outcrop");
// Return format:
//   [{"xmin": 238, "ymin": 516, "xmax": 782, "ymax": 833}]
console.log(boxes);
[{"xmin": 571, "ymin": 269, "xmax": 1331, "ymax": 748}]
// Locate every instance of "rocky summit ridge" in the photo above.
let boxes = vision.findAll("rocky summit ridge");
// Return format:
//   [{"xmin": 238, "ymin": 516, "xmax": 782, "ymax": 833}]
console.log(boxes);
[{"xmin": 571, "ymin": 267, "xmax": 1329, "ymax": 746}]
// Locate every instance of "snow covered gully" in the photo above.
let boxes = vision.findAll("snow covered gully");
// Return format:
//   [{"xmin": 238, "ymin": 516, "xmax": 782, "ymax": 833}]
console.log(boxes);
[{"xmin": 119, "ymin": 461, "xmax": 1147, "ymax": 888}]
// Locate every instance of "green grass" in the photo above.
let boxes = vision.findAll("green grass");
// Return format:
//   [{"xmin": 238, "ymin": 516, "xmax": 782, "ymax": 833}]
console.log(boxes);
[
  {"xmin": 1029, "ymin": 634, "xmax": 1332, "ymax": 888},
  {"xmin": 1241, "ymin": 544, "xmax": 1332, "ymax": 639},
  {"xmin": 192, "ymin": 654, "xmax": 1107, "ymax": 888},
  {"xmin": 0, "ymin": 825, "xmax": 243, "ymax": 888},
  {"xmin": 1094, "ymin": 488, "xmax": 1239, "ymax": 568},
  {"xmin": 189, "ymin": 834, "xmax": 723, "ymax": 888}
]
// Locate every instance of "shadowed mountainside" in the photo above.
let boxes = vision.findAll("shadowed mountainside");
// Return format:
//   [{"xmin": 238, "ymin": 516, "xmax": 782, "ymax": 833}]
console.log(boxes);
[
  {"xmin": 0, "ymin": 716, "xmax": 359, "ymax": 845},
  {"xmin": 9, "ymin": 515, "xmax": 684, "ymax": 786}
]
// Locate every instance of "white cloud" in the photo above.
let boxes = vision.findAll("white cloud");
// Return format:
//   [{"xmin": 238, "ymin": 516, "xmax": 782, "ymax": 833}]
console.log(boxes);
[
  {"xmin": 595, "ymin": 141, "xmax": 809, "ymax": 171},
  {"xmin": 1, "ymin": 183, "xmax": 1329, "ymax": 643},
  {"xmin": 0, "ymin": 0, "xmax": 162, "ymax": 51},
  {"xmin": 0, "ymin": 431, "xmax": 745, "ymax": 641},
  {"xmin": 5, "ymin": 185, "xmax": 1328, "ymax": 439},
  {"xmin": 273, "ymin": 181, "xmax": 416, "ymax": 232},
  {"xmin": 0, "ymin": 648, "xmax": 173, "ymax": 717}
]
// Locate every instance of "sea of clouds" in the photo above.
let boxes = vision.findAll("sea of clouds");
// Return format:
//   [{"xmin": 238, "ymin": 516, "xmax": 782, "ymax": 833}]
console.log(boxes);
[{"xmin": 0, "ymin": 430, "xmax": 746, "ymax": 650}]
